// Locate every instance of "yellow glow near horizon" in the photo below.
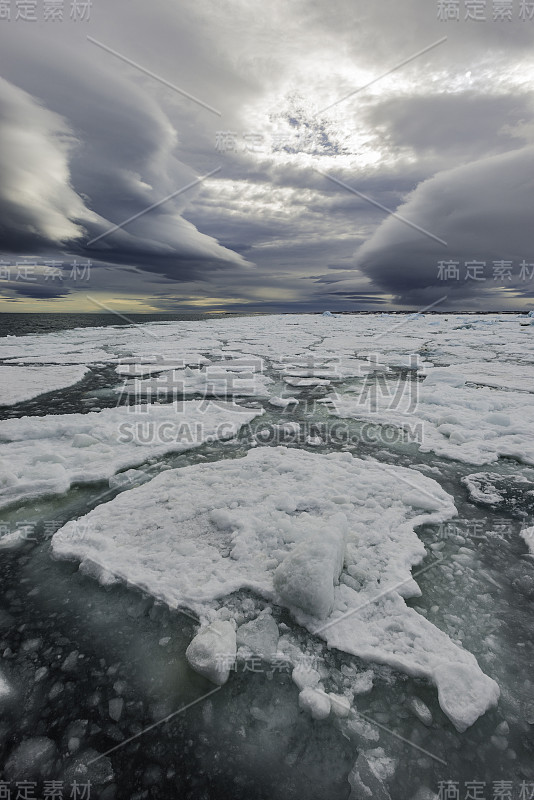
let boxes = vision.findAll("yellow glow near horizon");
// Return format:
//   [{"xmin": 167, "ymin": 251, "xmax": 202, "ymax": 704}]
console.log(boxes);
[{"xmin": 0, "ymin": 293, "xmax": 164, "ymax": 314}]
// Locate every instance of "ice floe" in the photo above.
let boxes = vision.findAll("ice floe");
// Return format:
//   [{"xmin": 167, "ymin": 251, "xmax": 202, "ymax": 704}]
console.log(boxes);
[
  {"xmin": 52, "ymin": 446, "xmax": 499, "ymax": 731},
  {"xmin": 0, "ymin": 365, "xmax": 89, "ymax": 406},
  {"xmin": 328, "ymin": 379, "xmax": 534, "ymax": 465},
  {"xmin": 420, "ymin": 361, "xmax": 534, "ymax": 393},
  {"xmin": 115, "ymin": 364, "xmax": 273, "ymax": 401},
  {"xmin": 0, "ymin": 401, "xmax": 262, "ymax": 509}
]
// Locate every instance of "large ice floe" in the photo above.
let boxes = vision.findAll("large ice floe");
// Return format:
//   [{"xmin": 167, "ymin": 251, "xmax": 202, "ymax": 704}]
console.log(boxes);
[
  {"xmin": 0, "ymin": 401, "xmax": 262, "ymax": 509},
  {"xmin": 114, "ymin": 363, "xmax": 273, "ymax": 400},
  {"xmin": 328, "ymin": 367, "xmax": 534, "ymax": 466},
  {"xmin": 0, "ymin": 365, "xmax": 89, "ymax": 406},
  {"xmin": 52, "ymin": 446, "xmax": 499, "ymax": 732}
]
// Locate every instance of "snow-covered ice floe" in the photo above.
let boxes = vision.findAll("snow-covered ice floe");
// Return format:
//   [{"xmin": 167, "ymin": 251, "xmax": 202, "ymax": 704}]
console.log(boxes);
[
  {"xmin": 419, "ymin": 361, "xmax": 534, "ymax": 393},
  {"xmin": 0, "ymin": 365, "xmax": 89, "ymax": 406},
  {"xmin": 328, "ymin": 370, "xmax": 534, "ymax": 466},
  {"xmin": 115, "ymin": 364, "xmax": 273, "ymax": 400},
  {"xmin": 0, "ymin": 402, "xmax": 262, "ymax": 509},
  {"xmin": 52, "ymin": 446, "xmax": 499, "ymax": 732}
]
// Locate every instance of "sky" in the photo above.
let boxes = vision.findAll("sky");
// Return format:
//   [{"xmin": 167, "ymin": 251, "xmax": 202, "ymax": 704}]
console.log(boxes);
[{"xmin": 1, "ymin": 0, "xmax": 534, "ymax": 313}]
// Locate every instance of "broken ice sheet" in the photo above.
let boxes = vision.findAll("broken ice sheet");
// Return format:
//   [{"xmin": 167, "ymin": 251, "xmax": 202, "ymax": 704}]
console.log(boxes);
[
  {"xmin": 329, "ymin": 378, "xmax": 534, "ymax": 466},
  {"xmin": 0, "ymin": 401, "xmax": 263, "ymax": 509},
  {"xmin": 0, "ymin": 365, "xmax": 90, "ymax": 406},
  {"xmin": 52, "ymin": 446, "xmax": 499, "ymax": 733}
]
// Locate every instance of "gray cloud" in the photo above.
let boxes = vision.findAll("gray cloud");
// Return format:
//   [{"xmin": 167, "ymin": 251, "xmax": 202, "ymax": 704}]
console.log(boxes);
[
  {"xmin": 0, "ymin": 77, "xmax": 96, "ymax": 252},
  {"xmin": 354, "ymin": 145, "xmax": 534, "ymax": 305},
  {"xmin": 1, "ymin": 0, "xmax": 534, "ymax": 310},
  {"xmin": 0, "ymin": 27, "xmax": 250, "ymax": 282},
  {"xmin": 364, "ymin": 91, "xmax": 534, "ymax": 165}
]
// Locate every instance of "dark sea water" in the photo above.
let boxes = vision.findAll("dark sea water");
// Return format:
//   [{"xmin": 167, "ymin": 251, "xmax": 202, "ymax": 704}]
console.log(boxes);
[{"xmin": 0, "ymin": 313, "xmax": 225, "ymax": 338}]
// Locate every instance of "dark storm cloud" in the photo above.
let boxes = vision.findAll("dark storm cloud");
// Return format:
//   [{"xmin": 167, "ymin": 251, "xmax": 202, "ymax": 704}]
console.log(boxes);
[
  {"xmin": 327, "ymin": 292, "xmax": 388, "ymax": 304},
  {"xmin": 1, "ymin": 0, "xmax": 534, "ymax": 309},
  {"xmin": 354, "ymin": 146, "xmax": 534, "ymax": 305},
  {"xmin": 0, "ymin": 278, "xmax": 71, "ymax": 300},
  {"xmin": 0, "ymin": 25, "xmax": 249, "ymax": 282}
]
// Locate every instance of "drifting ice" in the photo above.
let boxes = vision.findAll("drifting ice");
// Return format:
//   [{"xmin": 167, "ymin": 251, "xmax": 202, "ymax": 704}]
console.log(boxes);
[{"xmin": 52, "ymin": 446, "xmax": 499, "ymax": 731}]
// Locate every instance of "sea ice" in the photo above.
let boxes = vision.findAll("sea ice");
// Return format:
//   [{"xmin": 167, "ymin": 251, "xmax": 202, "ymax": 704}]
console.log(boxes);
[
  {"xmin": 0, "ymin": 401, "xmax": 262, "ymax": 509},
  {"xmin": 268, "ymin": 396, "xmax": 299, "ymax": 408},
  {"xmin": 185, "ymin": 620, "xmax": 237, "ymax": 685},
  {"xmin": 4, "ymin": 738, "xmax": 57, "ymax": 781},
  {"xmin": 298, "ymin": 687, "xmax": 331, "ymax": 719},
  {"xmin": 420, "ymin": 361, "xmax": 534, "ymax": 393},
  {"xmin": 52, "ymin": 446, "xmax": 499, "ymax": 731},
  {"xmin": 0, "ymin": 668, "xmax": 13, "ymax": 709},
  {"xmin": 0, "ymin": 365, "xmax": 89, "ymax": 406},
  {"xmin": 520, "ymin": 526, "xmax": 534, "ymax": 555},
  {"xmin": 236, "ymin": 612, "xmax": 279, "ymax": 658},
  {"xmin": 348, "ymin": 750, "xmax": 396, "ymax": 800},
  {"xmin": 329, "ymin": 380, "xmax": 534, "ymax": 465},
  {"xmin": 115, "ymin": 365, "xmax": 273, "ymax": 401}
]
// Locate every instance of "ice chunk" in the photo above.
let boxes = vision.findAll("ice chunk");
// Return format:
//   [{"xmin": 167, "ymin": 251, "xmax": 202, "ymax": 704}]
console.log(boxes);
[
  {"xmin": 268, "ymin": 396, "xmax": 298, "ymax": 408},
  {"xmin": 352, "ymin": 670, "xmax": 374, "ymax": 695},
  {"xmin": 236, "ymin": 613, "xmax": 279, "ymax": 658},
  {"xmin": 108, "ymin": 698, "xmax": 124, "ymax": 721},
  {"xmin": 292, "ymin": 665, "xmax": 321, "ymax": 691},
  {"xmin": 4, "ymin": 737, "xmax": 57, "ymax": 781},
  {"xmin": 328, "ymin": 693, "xmax": 351, "ymax": 717},
  {"xmin": 462, "ymin": 473, "xmax": 504, "ymax": 506},
  {"xmin": 406, "ymin": 696, "xmax": 433, "ymax": 726},
  {"xmin": 60, "ymin": 749, "xmax": 114, "ymax": 788},
  {"xmin": 108, "ymin": 468, "xmax": 153, "ymax": 491},
  {"xmin": 0, "ymin": 528, "xmax": 33, "ymax": 550},
  {"xmin": 348, "ymin": 751, "xmax": 394, "ymax": 800},
  {"xmin": 284, "ymin": 377, "xmax": 331, "ymax": 387},
  {"xmin": 0, "ymin": 668, "xmax": 13, "ymax": 711},
  {"xmin": 520, "ymin": 526, "xmax": 534, "ymax": 555},
  {"xmin": 186, "ymin": 620, "xmax": 236, "ymax": 685},
  {"xmin": 273, "ymin": 515, "xmax": 347, "ymax": 619},
  {"xmin": 433, "ymin": 662, "xmax": 500, "ymax": 732},
  {"xmin": 298, "ymin": 687, "xmax": 331, "ymax": 719},
  {"xmin": 62, "ymin": 651, "xmax": 79, "ymax": 672}
]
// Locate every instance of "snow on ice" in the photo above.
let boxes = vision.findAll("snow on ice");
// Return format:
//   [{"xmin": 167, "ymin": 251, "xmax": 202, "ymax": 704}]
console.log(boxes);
[
  {"xmin": 52, "ymin": 446, "xmax": 499, "ymax": 732},
  {"xmin": 329, "ymin": 376, "xmax": 534, "ymax": 466},
  {"xmin": 0, "ymin": 401, "xmax": 262, "ymax": 509},
  {"xmin": 0, "ymin": 365, "xmax": 89, "ymax": 406}
]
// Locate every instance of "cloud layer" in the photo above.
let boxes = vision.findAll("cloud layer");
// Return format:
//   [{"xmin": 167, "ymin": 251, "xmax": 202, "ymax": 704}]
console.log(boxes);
[{"xmin": 1, "ymin": 0, "xmax": 534, "ymax": 310}]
